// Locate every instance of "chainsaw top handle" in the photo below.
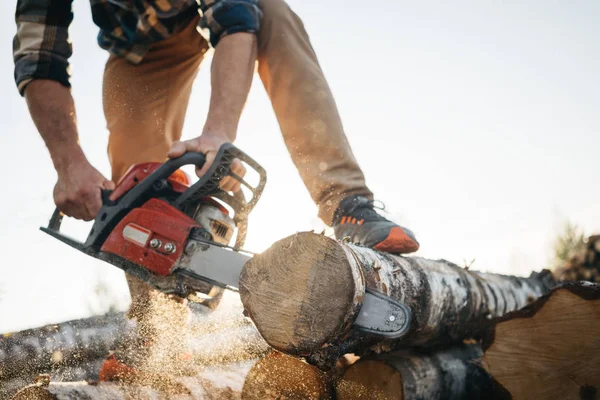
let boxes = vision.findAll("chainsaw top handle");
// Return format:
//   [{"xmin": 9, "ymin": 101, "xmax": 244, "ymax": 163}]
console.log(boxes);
[{"xmin": 42, "ymin": 143, "xmax": 266, "ymax": 252}]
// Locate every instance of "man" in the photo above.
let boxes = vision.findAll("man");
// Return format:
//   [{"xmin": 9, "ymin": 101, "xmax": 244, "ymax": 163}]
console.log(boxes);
[{"xmin": 14, "ymin": 0, "xmax": 419, "ymax": 374}]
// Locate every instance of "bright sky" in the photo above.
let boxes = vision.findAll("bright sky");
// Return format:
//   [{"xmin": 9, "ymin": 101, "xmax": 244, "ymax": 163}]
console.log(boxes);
[{"xmin": 0, "ymin": 1, "xmax": 599, "ymax": 333}]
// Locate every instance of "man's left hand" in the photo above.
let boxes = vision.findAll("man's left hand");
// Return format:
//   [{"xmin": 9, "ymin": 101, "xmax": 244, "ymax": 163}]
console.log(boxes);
[{"xmin": 167, "ymin": 134, "xmax": 246, "ymax": 193}]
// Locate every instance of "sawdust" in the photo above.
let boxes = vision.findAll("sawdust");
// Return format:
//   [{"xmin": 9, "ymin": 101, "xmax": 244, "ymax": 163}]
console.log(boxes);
[
  {"xmin": 1, "ymin": 290, "xmax": 269, "ymax": 399},
  {"xmin": 112, "ymin": 290, "xmax": 268, "ymax": 394}
]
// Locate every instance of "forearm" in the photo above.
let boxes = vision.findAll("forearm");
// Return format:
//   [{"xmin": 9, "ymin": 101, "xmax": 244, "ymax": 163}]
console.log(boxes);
[
  {"xmin": 204, "ymin": 33, "xmax": 257, "ymax": 140},
  {"xmin": 24, "ymin": 80, "xmax": 85, "ymax": 172}
]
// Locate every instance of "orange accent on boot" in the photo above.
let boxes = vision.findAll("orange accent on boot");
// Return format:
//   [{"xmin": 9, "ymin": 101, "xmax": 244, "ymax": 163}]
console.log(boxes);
[
  {"xmin": 99, "ymin": 354, "xmax": 138, "ymax": 382},
  {"xmin": 373, "ymin": 227, "xmax": 420, "ymax": 254},
  {"xmin": 340, "ymin": 216, "xmax": 347, "ymax": 224}
]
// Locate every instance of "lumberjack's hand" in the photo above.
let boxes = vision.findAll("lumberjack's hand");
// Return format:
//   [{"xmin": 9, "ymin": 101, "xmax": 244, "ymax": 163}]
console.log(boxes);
[
  {"xmin": 54, "ymin": 159, "xmax": 115, "ymax": 221},
  {"xmin": 167, "ymin": 134, "xmax": 246, "ymax": 193}
]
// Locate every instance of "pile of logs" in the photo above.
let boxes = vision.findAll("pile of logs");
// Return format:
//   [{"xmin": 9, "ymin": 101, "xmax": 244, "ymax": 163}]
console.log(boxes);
[
  {"xmin": 239, "ymin": 233, "xmax": 555, "ymax": 368},
  {"xmin": 238, "ymin": 232, "xmax": 600, "ymax": 399},
  {"xmin": 555, "ymin": 235, "xmax": 600, "ymax": 283},
  {"xmin": 4, "ymin": 231, "xmax": 600, "ymax": 399},
  {"xmin": 240, "ymin": 278, "xmax": 600, "ymax": 400}
]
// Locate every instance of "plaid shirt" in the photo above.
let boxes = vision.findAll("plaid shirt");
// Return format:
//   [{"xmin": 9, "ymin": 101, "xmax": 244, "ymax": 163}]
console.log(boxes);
[{"xmin": 13, "ymin": 0, "xmax": 262, "ymax": 95}]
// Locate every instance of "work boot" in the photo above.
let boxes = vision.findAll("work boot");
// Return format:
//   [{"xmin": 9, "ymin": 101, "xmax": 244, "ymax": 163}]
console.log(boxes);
[{"xmin": 333, "ymin": 195, "xmax": 420, "ymax": 254}]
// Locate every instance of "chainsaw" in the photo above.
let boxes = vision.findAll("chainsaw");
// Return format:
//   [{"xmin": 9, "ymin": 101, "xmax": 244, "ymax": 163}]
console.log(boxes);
[{"xmin": 41, "ymin": 143, "xmax": 411, "ymax": 339}]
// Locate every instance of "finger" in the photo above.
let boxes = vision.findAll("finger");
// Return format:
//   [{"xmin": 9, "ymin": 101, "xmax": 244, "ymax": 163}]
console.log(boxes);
[
  {"xmin": 103, "ymin": 180, "xmax": 116, "ymax": 191},
  {"xmin": 167, "ymin": 140, "xmax": 187, "ymax": 159},
  {"xmin": 88, "ymin": 187, "xmax": 104, "ymax": 218},
  {"xmin": 219, "ymin": 176, "xmax": 236, "ymax": 192},
  {"xmin": 231, "ymin": 159, "xmax": 246, "ymax": 178},
  {"xmin": 76, "ymin": 187, "xmax": 101, "ymax": 221},
  {"xmin": 230, "ymin": 179, "xmax": 242, "ymax": 193},
  {"xmin": 63, "ymin": 200, "xmax": 87, "ymax": 221},
  {"xmin": 197, "ymin": 151, "xmax": 216, "ymax": 177}
]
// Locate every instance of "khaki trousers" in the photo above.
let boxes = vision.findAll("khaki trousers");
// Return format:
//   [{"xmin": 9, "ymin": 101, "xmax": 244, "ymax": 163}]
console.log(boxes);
[{"xmin": 102, "ymin": 0, "xmax": 372, "ymax": 364}]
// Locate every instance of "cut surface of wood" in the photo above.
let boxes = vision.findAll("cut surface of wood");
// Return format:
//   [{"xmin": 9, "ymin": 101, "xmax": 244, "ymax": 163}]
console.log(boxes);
[
  {"xmin": 242, "ymin": 351, "xmax": 330, "ymax": 399},
  {"xmin": 483, "ymin": 282, "xmax": 600, "ymax": 400},
  {"xmin": 337, "ymin": 360, "xmax": 403, "ymax": 400},
  {"xmin": 239, "ymin": 233, "xmax": 362, "ymax": 354}
]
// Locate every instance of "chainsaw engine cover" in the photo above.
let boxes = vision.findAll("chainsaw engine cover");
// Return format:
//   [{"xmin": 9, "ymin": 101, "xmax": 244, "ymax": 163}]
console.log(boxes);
[{"xmin": 101, "ymin": 198, "xmax": 199, "ymax": 276}]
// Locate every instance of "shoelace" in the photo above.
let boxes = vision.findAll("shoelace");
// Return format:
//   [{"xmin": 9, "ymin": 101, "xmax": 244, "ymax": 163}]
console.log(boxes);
[{"xmin": 345, "ymin": 199, "xmax": 387, "ymax": 216}]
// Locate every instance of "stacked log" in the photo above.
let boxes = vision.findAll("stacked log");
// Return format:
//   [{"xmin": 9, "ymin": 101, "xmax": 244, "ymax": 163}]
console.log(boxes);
[
  {"xmin": 242, "ymin": 351, "xmax": 332, "ymax": 399},
  {"xmin": 555, "ymin": 235, "xmax": 600, "ymax": 283},
  {"xmin": 482, "ymin": 282, "xmax": 600, "ymax": 399},
  {"xmin": 336, "ymin": 343, "xmax": 508, "ymax": 400},
  {"xmin": 0, "ymin": 312, "xmax": 135, "ymax": 398},
  {"xmin": 239, "ymin": 232, "xmax": 555, "ymax": 369}
]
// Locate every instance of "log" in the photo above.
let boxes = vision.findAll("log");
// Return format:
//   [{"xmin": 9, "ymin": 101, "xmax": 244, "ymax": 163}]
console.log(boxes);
[
  {"xmin": 239, "ymin": 232, "xmax": 555, "ymax": 369},
  {"xmin": 482, "ymin": 282, "xmax": 600, "ymax": 400},
  {"xmin": 336, "ymin": 343, "xmax": 508, "ymax": 400},
  {"xmin": 242, "ymin": 351, "xmax": 332, "ymax": 399},
  {"xmin": 11, "ymin": 362, "xmax": 253, "ymax": 400},
  {"xmin": 0, "ymin": 312, "xmax": 135, "ymax": 381}
]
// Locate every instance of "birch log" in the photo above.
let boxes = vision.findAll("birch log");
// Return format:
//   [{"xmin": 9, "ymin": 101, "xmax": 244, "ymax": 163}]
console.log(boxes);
[
  {"xmin": 239, "ymin": 232, "xmax": 555, "ymax": 369},
  {"xmin": 0, "ymin": 312, "xmax": 135, "ymax": 381},
  {"xmin": 336, "ymin": 344, "xmax": 507, "ymax": 400},
  {"xmin": 482, "ymin": 282, "xmax": 600, "ymax": 400}
]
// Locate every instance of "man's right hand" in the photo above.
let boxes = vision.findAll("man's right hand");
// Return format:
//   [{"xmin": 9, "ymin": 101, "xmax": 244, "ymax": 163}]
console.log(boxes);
[{"xmin": 53, "ymin": 159, "xmax": 115, "ymax": 221}]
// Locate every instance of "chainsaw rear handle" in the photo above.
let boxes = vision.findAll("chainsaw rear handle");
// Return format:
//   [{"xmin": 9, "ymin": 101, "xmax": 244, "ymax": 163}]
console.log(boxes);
[
  {"xmin": 45, "ymin": 152, "xmax": 207, "ymax": 233},
  {"xmin": 44, "ymin": 151, "xmax": 208, "ymax": 251}
]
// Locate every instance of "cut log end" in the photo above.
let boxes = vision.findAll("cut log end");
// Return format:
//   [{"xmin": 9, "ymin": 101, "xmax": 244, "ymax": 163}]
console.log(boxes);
[
  {"xmin": 484, "ymin": 283, "xmax": 600, "ymax": 399},
  {"xmin": 239, "ymin": 233, "xmax": 359, "ymax": 354},
  {"xmin": 12, "ymin": 386, "xmax": 57, "ymax": 400},
  {"xmin": 242, "ymin": 351, "xmax": 329, "ymax": 399},
  {"xmin": 336, "ymin": 360, "xmax": 403, "ymax": 400}
]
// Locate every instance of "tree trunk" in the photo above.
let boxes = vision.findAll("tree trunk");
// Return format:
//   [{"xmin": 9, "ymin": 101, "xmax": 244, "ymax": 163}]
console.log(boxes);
[
  {"xmin": 239, "ymin": 232, "xmax": 555, "ymax": 369},
  {"xmin": 11, "ymin": 362, "xmax": 251, "ymax": 400},
  {"xmin": 242, "ymin": 351, "xmax": 332, "ymax": 399},
  {"xmin": 482, "ymin": 282, "xmax": 600, "ymax": 400},
  {"xmin": 336, "ymin": 343, "xmax": 508, "ymax": 400}
]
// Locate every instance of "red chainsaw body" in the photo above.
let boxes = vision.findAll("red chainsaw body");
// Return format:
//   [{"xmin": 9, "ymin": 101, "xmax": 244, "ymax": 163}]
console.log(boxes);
[
  {"xmin": 101, "ymin": 163, "xmax": 202, "ymax": 276},
  {"xmin": 101, "ymin": 198, "xmax": 200, "ymax": 276}
]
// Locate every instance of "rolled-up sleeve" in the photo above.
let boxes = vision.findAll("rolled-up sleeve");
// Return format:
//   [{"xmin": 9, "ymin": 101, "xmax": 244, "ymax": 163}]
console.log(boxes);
[
  {"xmin": 198, "ymin": 0, "xmax": 262, "ymax": 47},
  {"xmin": 13, "ymin": 0, "xmax": 74, "ymax": 96}
]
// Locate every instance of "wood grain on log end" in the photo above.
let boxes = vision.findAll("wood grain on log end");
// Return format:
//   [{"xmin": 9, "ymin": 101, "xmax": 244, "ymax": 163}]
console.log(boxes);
[
  {"xmin": 337, "ymin": 360, "xmax": 403, "ymax": 400},
  {"xmin": 242, "ymin": 351, "xmax": 330, "ymax": 399},
  {"xmin": 239, "ymin": 232, "xmax": 362, "ymax": 354},
  {"xmin": 483, "ymin": 282, "xmax": 600, "ymax": 400},
  {"xmin": 12, "ymin": 385, "xmax": 57, "ymax": 400}
]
